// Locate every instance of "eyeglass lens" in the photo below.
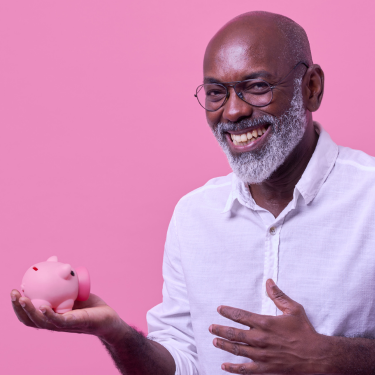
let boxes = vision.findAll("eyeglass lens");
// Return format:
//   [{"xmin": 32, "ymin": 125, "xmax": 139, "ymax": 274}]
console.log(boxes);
[{"xmin": 196, "ymin": 80, "xmax": 273, "ymax": 111}]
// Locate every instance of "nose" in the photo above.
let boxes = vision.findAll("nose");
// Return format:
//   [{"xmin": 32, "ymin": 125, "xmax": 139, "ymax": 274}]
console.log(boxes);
[{"xmin": 221, "ymin": 87, "xmax": 253, "ymax": 123}]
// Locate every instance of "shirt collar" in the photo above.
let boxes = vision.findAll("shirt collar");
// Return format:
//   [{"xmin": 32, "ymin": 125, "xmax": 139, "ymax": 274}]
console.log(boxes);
[{"xmin": 222, "ymin": 122, "xmax": 338, "ymax": 213}]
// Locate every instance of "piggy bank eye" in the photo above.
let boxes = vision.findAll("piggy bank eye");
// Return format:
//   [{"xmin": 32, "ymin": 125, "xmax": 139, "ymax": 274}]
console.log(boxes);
[
  {"xmin": 70, "ymin": 271, "xmax": 75, "ymax": 276},
  {"xmin": 32, "ymin": 267, "xmax": 38, "ymax": 271}
]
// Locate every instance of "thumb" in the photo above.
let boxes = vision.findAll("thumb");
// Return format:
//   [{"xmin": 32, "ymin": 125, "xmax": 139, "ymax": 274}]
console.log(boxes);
[{"xmin": 266, "ymin": 279, "xmax": 300, "ymax": 315}]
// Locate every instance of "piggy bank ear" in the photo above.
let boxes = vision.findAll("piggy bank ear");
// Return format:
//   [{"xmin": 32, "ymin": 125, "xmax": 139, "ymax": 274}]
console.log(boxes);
[
  {"xmin": 75, "ymin": 267, "xmax": 90, "ymax": 301},
  {"xmin": 47, "ymin": 256, "xmax": 58, "ymax": 262},
  {"xmin": 59, "ymin": 264, "xmax": 72, "ymax": 280}
]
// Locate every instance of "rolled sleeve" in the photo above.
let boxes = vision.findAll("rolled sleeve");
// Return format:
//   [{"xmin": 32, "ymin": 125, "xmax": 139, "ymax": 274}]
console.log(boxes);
[{"xmin": 147, "ymin": 211, "xmax": 199, "ymax": 375}]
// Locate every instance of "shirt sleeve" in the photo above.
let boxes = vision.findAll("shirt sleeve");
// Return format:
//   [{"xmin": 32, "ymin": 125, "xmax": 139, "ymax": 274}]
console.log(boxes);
[{"xmin": 146, "ymin": 211, "xmax": 199, "ymax": 375}]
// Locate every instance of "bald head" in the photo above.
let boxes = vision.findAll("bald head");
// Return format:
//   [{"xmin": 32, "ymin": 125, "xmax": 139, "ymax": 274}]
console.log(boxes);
[{"xmin": 204, "ymin": 11, "xmax": 312, "ymax": 78}]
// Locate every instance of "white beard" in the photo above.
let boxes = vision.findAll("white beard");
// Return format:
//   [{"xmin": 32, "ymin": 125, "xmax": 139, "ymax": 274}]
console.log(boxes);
[{"xmin": 212, "ymin": 78, "xmax": 306, "ymax": 184}]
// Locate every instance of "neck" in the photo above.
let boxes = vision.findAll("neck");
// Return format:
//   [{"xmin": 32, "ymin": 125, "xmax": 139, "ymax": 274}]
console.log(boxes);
[{"xmin": 249, "ymin": 119, "xmax": 319, "ymax": 218}]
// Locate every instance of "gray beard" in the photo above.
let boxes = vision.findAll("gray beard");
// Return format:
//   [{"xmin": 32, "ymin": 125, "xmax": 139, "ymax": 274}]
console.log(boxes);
[{"xmin": 212, "ymin": 78, "xmax": 306, "ymax": 184}]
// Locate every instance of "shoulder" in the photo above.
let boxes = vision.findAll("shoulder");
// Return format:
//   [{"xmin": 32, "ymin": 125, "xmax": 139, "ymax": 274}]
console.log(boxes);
[
  {"xmin": 335, "ymin": 146, "xmax": 375, "ymax": 173},
  {"xmin": 174, "ymin": 173, "xmax": 233, "ymax": 216}
]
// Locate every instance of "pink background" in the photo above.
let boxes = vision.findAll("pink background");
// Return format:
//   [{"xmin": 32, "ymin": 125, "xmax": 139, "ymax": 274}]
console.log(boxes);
[{"xmin": 1, "ymin": 1, "xmax": 374, "ymax": 373}]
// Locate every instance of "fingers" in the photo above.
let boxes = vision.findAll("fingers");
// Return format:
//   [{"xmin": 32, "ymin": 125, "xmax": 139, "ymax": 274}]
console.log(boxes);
[
  {"xmin": 266, "ymin": 279, "xmax": 301, "ymax": 315},
  {"xmin": 210, "ymin": 324, "xmax": 270, "ymax": 350},
  {"xmin": 221, "ymin": 362, "xmax": 263, "ymax": 374},
  {"xmin": 218, "ymin": 305, "xmax": 264, "ymax": 328},
  {"xmin": 213, "ymin": 336, "xmax": 271, "ymax": 363},
  {"xmin": 213, "ymin": 337, "xmax": 255, "ymax": 359},
  {"xmin": 16, "ymin": 296, "xmax": 59, "ymax": 331},
  {"xmin": 11, "ymin": 290, "xmax": 37, "ymax": 328},
  {"xmin": 210, "ymin": 324, "xmax": 249, "ymax": 344}
]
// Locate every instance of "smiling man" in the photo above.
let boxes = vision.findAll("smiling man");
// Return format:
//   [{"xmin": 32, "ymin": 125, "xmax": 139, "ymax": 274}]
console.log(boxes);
[{"xmin": 11, "ymin": 11, "xmax": 375, "ymax": 375}]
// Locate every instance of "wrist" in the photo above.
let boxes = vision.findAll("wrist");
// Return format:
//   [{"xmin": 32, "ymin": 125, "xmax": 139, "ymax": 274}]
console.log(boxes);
[
  {"xmin": 98, "ymin": 315, "xmax": 131, "ymax": 346},
  {"xmin": 309, "ymin": 333, "xmax": 339, "ymax": 374}
]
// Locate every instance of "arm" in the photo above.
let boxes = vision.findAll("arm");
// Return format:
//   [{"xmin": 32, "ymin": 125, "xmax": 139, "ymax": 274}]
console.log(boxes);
[
  {"xmin": 209, "ymin": 279, "xmax": 375, "ymax": 374},
  {"xmin": 11, "ymin": 212, "xmax": 197, "ymax": 374},
  {"xmin": 319, "ymin": 335, "xmax": 375, "ymax": 375},
  {"xmin": 11, "ymin": 290, "xmax": 175, "ymax": 375},
  {"xmin": 100, "ymin": 324, "xmax": 176, "ymax": 375}
]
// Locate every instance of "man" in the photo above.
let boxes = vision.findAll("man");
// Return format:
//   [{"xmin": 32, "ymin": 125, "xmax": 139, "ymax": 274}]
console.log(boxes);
[{"xmin": 11, "ymin": 11, "xmax": 375, "ymax": 375}]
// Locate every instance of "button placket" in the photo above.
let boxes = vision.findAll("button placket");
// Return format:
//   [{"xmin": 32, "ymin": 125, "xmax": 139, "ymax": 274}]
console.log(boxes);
[{"xmin": 261, "ymin": 222, "xmax": 283, "ymax": 316}]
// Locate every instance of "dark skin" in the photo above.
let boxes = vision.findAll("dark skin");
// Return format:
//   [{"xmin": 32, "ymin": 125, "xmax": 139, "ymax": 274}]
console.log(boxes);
[
  {"xmin": 10, "ymin": 12, "xmax": 375, "ymax": 375},
  {"xmin": 205, "ymin": 13, "xmax": 375, "ymax": 374},
  {"xmin": 204, "ymin": 17, "xmax": 322, "ymax": 218},
  {"xmin": 10, "ymin": 291, "xmax": 176, "ymax": 375}
]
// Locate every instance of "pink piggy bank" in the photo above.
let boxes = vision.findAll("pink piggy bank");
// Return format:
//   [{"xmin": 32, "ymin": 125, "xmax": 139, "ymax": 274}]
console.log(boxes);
[{"xmin": 21, "ymin": 256, "xmax": 90, "ymax": 313}]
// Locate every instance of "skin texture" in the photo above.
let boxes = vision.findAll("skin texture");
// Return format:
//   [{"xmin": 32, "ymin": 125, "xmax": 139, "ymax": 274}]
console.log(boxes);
[{"xmin": 10, "ymin": 11, "xmax": 375, "ymax": 375}]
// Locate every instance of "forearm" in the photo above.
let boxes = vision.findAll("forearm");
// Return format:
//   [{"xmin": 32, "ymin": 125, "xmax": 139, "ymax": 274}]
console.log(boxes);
[
  {"xmin": 100, "ymin": 321, "xmax": 176, "ymax": 375},
  {"xmin": 319, "ymin": 334, "xmax": 375, "ymax": 374}
]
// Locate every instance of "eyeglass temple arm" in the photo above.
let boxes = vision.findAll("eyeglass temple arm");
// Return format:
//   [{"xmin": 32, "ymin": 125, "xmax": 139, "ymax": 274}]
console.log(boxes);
[{"xmin": 274, "ymin": 61, "xmax": 309, "ymax": 86}]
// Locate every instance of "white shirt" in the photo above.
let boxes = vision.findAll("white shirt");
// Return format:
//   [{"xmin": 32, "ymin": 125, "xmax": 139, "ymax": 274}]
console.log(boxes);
[{"xmin": 147, "ymin": 123, "xmax": 375, "ymax": 375}]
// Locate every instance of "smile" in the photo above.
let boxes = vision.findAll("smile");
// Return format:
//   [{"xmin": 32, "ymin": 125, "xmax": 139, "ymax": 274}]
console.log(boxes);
[{"xmin": 228, "ymin": 125, "xmax": 269, "ymax": 146}]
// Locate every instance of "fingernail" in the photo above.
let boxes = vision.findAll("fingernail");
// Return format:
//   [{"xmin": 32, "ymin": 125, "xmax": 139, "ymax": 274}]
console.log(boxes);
[
  {"xmin": 11, "ymin": 294, "xmax": 16, "ymax": 302},
  {"xmin": 267, "ymin": 279, "xmax": 276, "ymax": 287},
  {"xmin": 213, "ymin": 338, "xmax": 218, "ymax": 347},
  {"xmin": 209, "ymin": 325, "xmax": 213, "ymax": 333},
  {"xmin": 221, "ymin": 364, "xmax": 226, "ymax": 370},
  {"xmin": 19, "ymin": 301, "xmax": 26, "ymax": 308},
  {"xmin": 217, "ymin": 306, "xmax": 222, "ymax": 313},
  {"xmin": 40, "ymin": 308, "xmax": 46, "ymax": 314}
]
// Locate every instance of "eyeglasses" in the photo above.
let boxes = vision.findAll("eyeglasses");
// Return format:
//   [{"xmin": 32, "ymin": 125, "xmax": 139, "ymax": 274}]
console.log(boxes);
[{"xmin": 194, "ymin": 61, "xmax": 308, "ymax": 112}]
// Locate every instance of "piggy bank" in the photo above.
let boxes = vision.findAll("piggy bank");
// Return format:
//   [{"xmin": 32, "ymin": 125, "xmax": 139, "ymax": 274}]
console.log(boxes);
[{"xmin": 21, "ymin": 256, "xmax": 90, "ymax": 313}]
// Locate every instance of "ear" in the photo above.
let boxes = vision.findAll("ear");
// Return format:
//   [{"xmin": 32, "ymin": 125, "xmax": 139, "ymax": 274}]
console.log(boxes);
[
  {"xmin": 59, "ymin": 264, "xmax": 72, "ymax": 279},
  {"xmin": 303, "ymin": 64, "xmax": 324, "ymax": 112},
  {"xmin": 47, "ymin": 256, "xmax": 58, "ymax": 262}
]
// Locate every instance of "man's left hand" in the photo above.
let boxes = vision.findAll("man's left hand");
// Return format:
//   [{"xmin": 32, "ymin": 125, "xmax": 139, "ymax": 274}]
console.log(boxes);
[{"xmin": 209, "ymin": 279, "xmax": 330, "ymax": 374}]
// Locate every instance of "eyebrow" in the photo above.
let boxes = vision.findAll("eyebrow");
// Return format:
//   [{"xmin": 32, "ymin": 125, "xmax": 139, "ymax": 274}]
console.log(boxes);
[{"xmin": 203, "ymin": 70, "xmax": 276, "ymax": 84}]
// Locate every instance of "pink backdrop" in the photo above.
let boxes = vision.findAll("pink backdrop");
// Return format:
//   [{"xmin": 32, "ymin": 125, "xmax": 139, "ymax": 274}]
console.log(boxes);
[{"xmin": 1, "ymin": 1, "xmax": 374, "ymax": 373}]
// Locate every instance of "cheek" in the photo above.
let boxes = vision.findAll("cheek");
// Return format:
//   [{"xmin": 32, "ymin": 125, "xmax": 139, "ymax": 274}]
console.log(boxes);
[{"xmin": 268, "ymin": 90, "xmax": 295, "ymax": 116}]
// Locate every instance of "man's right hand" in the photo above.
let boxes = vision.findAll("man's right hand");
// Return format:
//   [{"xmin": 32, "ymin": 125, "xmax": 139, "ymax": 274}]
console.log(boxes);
[
  {"xmin": 11, "ymin": 289, "xmax": 176, "ymax": 374},
  {"xmin": 10, "ymin": 289, "xmax": 127, "ymax": 345}
]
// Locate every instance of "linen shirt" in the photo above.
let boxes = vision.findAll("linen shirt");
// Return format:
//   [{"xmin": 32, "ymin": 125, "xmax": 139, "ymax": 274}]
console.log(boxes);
[{"xmin": 147, "ymin": 123, "xmax": 375, "ymax": 375}]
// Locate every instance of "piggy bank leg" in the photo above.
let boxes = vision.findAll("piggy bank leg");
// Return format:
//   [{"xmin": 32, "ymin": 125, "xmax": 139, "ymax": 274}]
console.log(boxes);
[
  {"xmin": 31, "ymin": 299, "xmax": 52, "ymax": 311},
  {"xmin": 55, "ymin": 299, "xmax": 75, "ymax": 314}
]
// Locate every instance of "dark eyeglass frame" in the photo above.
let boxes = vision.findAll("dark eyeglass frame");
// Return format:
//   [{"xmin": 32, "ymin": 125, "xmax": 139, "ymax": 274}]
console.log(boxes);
[{"xmin": 194, "ymin": 61, "xmax": 309, "ymax": 112}]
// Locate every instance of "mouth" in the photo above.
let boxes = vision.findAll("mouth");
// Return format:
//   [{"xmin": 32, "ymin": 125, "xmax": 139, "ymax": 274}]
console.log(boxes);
[{"xmin": 226, "ymin": 124, "xmax": 271, "ymax": 151}]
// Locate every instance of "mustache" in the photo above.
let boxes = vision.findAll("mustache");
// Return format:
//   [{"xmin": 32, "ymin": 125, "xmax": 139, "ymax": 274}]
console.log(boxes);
[{"xmin": 217, "ymin": 114, "xmax": 277, "ymax": 133}]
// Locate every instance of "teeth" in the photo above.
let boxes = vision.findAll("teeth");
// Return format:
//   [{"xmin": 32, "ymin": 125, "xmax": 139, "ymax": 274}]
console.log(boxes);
[{"xmin": 230, "ymin": 126, "xmax": 268, "ymax": 146}]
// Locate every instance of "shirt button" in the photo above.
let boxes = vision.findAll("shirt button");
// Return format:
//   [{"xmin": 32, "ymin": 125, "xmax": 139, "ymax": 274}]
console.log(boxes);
[{"xmin": 269, "ymin": 227, "xmax": 276, "ymax": 235}]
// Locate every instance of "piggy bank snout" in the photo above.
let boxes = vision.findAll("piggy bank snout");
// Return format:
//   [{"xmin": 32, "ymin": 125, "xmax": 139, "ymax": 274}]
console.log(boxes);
[
  {"xmin": 75, "ymin": 266, "xmax": 90, "ymax": 301},
  {"xmin": 59, "ymin": 264, "xmax": 73, "ymax": 280}
]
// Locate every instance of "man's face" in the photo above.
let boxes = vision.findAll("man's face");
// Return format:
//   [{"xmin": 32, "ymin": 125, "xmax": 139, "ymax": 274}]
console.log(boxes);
[{"xmin": 203, "ymin": 24, "xmax": 308, "ymax": 184}]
